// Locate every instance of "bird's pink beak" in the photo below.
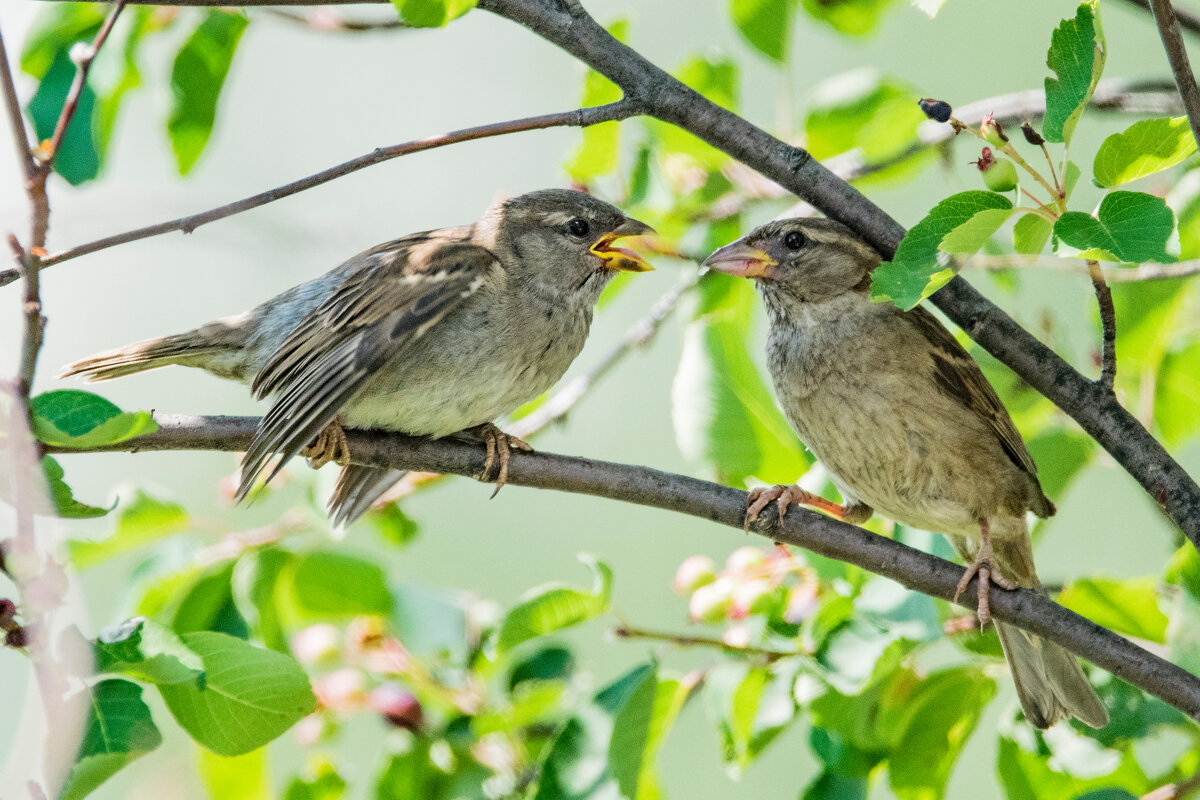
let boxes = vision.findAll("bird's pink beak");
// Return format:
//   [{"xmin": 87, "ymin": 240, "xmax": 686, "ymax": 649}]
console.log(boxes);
[{"xmin": 702, "ymin": 241, "xmax": 779, "ymax": 280}]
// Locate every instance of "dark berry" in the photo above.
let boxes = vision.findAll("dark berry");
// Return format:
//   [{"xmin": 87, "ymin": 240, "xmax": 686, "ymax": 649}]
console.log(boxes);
[
  {"xmin": 6, "ymin": 627, "xmax": 28, "ymax": 648},
  {"xmin": 370, "ymin": 684, "xmax": 423, "ymax": 732},
  {"xmin": 1021, "ymin": 122, "xmax": 1046, "ymax": 146},
  {"xmin": 918, "ymin": 98, "xmax": 952, "ymax": 123}
]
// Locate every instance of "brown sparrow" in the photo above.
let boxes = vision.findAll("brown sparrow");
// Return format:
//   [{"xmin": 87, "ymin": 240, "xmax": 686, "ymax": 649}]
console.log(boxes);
[
  {"xmin": 704, "ymin": 217, "xmax": 1108, "ymax": 729},
  {"xmin": 63, "ymin": 189, "xmax": 653, "ymax": 526}
]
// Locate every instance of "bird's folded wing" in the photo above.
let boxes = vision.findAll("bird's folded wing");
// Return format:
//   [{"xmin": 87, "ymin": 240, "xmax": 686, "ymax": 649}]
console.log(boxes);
[
  {"xmin": 906, "ymin": 306, "xmax": 1040, "ymax": 478},
  {"xmin": 235, "ymin": 234, "xmax": 499, "ymax": 500}
]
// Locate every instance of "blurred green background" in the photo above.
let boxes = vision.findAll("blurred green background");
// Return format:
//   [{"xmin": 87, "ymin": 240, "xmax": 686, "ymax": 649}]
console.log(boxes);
[{"xmin": 2, "ymin": 0, "xmax": 1197, "ymax": 797}]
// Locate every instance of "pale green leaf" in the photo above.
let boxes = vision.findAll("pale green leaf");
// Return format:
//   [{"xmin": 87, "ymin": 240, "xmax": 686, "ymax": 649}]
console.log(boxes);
[
  {"xmin": 1094, "ymin": 116, "xmax": 1197, "ymax": 187},
  {"xmin": 1058, "ymin": 576, "xmax": 1168, "ymax": 643},
  {"xmin": 168, "ymin": 10, "xmax": 247, "ymax": 174},
  {"xmin": 96, "ymin": 616, "xmax": 205, "ymax": 685},
  {"xmin": 871, "ymin": 191, "xmax": 1011, "ymax": 309},
  {"xmin": 30, "ymin": 390, "xmax": 156, "ymax": 448},
  {"xmin": 497, "ymin": 555, "xmax": 612, "ymax": 653},
  {"xmin": 158, "ymin": 631, "xmax": 316, "ymax": 756},
  {"xmin": 1042, "ymin": 0, "xmax": 1105, "ymax": 146},
  {"xmin": 391, "ymin": 0, "xmax": 477, "ymax": 26},
  {"xmin": 60, "ymin": 679, "xmax": 163, "ymax": 800},
  {"xmin": 1053, "ymin": 191, "xmax": 1176, "ymax": 262},
  {"xmin": 199, "ymin": 747, "xmax": 270, "ymax": 800},
  {"xmin": 69, "ymin": 490, "xmax": 188, "ymax": 568},
  {"xmin": 730, "ymin": 0, "xmax": 793, "ymax": 61},
  {"xmin": 1013, "ymin": 213, "xmax": 1053, "ymax": 255},
  {"xmin": 938, "ymin": 207, "xmax": 1014, "ymax": 256}
]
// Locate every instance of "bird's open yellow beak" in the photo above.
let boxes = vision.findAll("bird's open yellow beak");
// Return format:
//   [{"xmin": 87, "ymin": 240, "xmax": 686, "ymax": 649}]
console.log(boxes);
[
  {"xmin": 702, "ymin": 241, "xmax": 778, "ymax": 280},
  {"xmin": 591, "ymin": 218, "xmax": 656, "ymax": 273}
]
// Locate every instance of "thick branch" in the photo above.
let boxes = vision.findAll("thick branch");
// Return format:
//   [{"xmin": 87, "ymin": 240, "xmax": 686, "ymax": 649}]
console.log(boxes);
[
  {"xmin": 1151, "ymin": 0, "xmax": 1200, "ymax": 149},
  {"xmin": 53, "ymin": 414, "xmax": 1200, "ymax": 721},
  {"xmin": 19, "ymin": 102, "xmax": 637, "ymax": 277},
  {"xmin": 472, "ymin": 0, "xmax": 1200, "ymax": 557}
]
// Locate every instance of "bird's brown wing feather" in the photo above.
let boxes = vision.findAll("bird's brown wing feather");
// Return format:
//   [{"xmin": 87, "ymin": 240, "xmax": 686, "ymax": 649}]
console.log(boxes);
[
  {"xmin": 236, "ymin": 233, "xmax": 499, "ymax": 500},
  {"xmin": 905, "ymin": 306, "xmax": 1040, "ymax": 480}
]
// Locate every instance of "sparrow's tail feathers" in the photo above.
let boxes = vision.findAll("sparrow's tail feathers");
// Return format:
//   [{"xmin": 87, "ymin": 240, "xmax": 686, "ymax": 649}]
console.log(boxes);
[
  {"xmin": 996, "ymin": 621, "xmax": 1109, "ymax": 729},
  {"xmin": 60, "ymin": 319, "xmax": 251, "ymax": 383},
  {"xmin": 327, "ymin": 464, "xmax": 405, "ymax": 529},
  {"xmin": 59, "ymin": 333, "xmax": 217, "ymax": 382}
]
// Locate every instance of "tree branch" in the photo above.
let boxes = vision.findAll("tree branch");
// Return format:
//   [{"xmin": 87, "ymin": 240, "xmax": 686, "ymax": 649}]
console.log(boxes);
[
  {"xmin": 469, "ymin": 0, "xmax": 1200, "ymax": 558},
  {"xmin": 0, "ymin": 25, "xmax": 34, "ymax": 183},
  {"xmin": 1086, "ymin": 258, "xmax": 1118, "ymax": 393},
  {"xmin": 52, "ymin": 414, "xmax": 1200, "ymax": 722},
  {"xmin": 967, "ymin": 253, "xmax": 1200, "ymax": 283},
  {"xmin": 14, "ymin": 101, "xmax": 638, "ymax": 279},
  {"xmin": 1151, "ymin": 0, "xmax": 1200, "ymax": 149}
]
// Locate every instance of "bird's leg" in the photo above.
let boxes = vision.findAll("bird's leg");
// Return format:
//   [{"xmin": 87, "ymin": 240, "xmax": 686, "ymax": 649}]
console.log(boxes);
[
  {"xmin": 954, "ymin": 517, "xmax": 1018, "ymax": 628},
  {"xmin": 743, "ymin": 484, "xmax": 872, "ymax": 532},
  {"xmin": 466, "ymin": 423, "xmax": 533, "ymax": 498},
  {"xmin": 302, "ymin": 419, "xmax": 351, "ymax": 469}
]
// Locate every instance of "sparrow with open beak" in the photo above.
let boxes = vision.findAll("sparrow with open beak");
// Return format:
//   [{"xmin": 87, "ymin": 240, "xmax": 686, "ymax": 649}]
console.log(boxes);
[
  {"xmin": 704, "ymin": 217, "xmax": 1107, "ymax": 730},
  {"xmin": 63, "ymin": 189, "xmax": 654, "ymax": 525}
]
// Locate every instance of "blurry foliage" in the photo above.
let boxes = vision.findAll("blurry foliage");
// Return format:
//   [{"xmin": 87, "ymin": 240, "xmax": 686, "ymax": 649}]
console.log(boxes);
[{"xmin": 12, "ymin": 0, "xmax": 1200, "ymax": 798}]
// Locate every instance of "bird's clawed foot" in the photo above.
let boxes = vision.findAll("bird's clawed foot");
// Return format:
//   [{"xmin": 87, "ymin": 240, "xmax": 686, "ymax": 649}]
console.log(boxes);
[
  {"xmin": 953, "ymin": 519, "xmax": 1017, "ymax": 628},
  {"xmin": 468, "ymin": 422, "xmax": 533, "ymax": 498},
  {"xmin": 743, "ymin": 485, "xmax": 868, "ymax": 532},
  {"xmin": 303, "ymin": 419, "xmax": 351, "ymax": 470}
]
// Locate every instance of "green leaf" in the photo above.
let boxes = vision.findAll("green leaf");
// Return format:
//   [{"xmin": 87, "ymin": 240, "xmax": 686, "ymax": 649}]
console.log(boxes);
[
  {"xmin": 1025, "ymin": 428, "xmax": 1093, "ymax": 499},
  {"xmin": 368, "ymin": 503, "xmax": 420, "ymax": 548},
  {"xmin": 533, "ymin": 663, "xmax": 659, "ymax": 800},
  {"xmin": 871, "ymin": 191, "xmax": 1012, "ymax": 309},
  {"xmin": 797, "ymin": 0, "xmax": 901, "ymax": 36},
  {"xmin": 802, "ymin": 771, "xmax": 869, "ymax": 800},
  {"xmin": 730, "ymin": 0, "xmax": 794, "ymax": 61},
  {"xmin": 199, "ymin": 747, "xmax": 270, "ymax": 800},
  {"xmin": 391, "ymin": 0, "xmax": 477, "ymax": 26},
  {"xmin": 1013, "ymin": 213, "xmax": 1053, "ymax": 255},
  {"xmin": 1053, "ymin": 191, "xmax": 1176, "ymax": 263},
  {"xmin": 510, "ymin": 646, "xmax": 576, "ymax": 689},
  {"xmin": 887, "ymin": 667, "xmax": 996, "ymax": 800},
  {"xmin": 704, "ymin": 661, "xmax": 798, "ymax": 775},
  {"xmin": 805, "ymin": 69, "xmax": 923, "ymax": 162},
  {"xmin": 232, "ymin": 548, "xmax": 295, "ymax": 652},
  {"xmin": 673, "ymin": 268, "xmax": 811, "ymax": 486},
  {"xmin": 20, "ymin": 4, "xmax": 106, "ymax": 78},
  {"xmin": 1094, "ymin": 116, "xmax": 1197, "ymax": 188},
  {"xmin": 497, "ymin": 555, "xmax": 612, "ymax": 653},
  {"xmin": 997, "ymin": 721, "xmax": 1148, "ymax": 800},
  {"xmin": 26, "ymin": 49, "xmax": 100, "ymax": 185},
  {"xmin": 1058, "ymin": 576, "xmax": 1168, "ymax": 643},
  {"xmin": 168, "ymin": 561, "xmax": 250, "ymax": 638},
  {"xmin": 376, "ymin": 740, "xmax": 445, "ymax": 800},
  {"xmin": 648, "ymin": 55, "xmax": 738, "ymax": 169},
  {"xmin": 1167, "ymin": 590, "xmax": 1200, "ymax": 678},
  {"xmin": 41, "ymin": 456, "xmax": 110, "ymax": 518},
  {"xmin": 168, "ymin": 10, "xmax": 247, "ymax": 174},
  {"xmin": 566, "ymin": 20, "xmax": 628, "ymax": 182},
  {"xmin": 288, "ymin": 550, "xmax": 393, "ymax": 618},
  {"xmin": 1156, "ymin": 341, "xmax": 1200, "ymax": 447},
  {"xmin": 472, "ymin": 680, "xmax": 567, "ymax": 736},
  {"xmin": 59, "ymin": 679, "xmax": 163, "ymax": 800},
  {"xmin": 1042, "ymin": 1, "xmax": 1106, "ymax": 146},
  {"xmin": 96, "ymin": 616, "xmax": 206, "ymax": 685},
  {"xmin": 158, "ymin": 631, "xmax": 316, "ymax": 756},
  {"xmin": 938, "ymin": 207, "xmax": 1014, "ymax": 256},
  {"xmin": 30, "ymin": 390, "xmax": 156, "ymax": 448},
  {"xmin": 69, "ymin": 490, "xmax": 189, "ymax": 568}
]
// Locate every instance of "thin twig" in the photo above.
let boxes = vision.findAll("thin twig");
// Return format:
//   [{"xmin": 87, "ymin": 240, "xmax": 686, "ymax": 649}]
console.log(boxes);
[
  {"xmin": 19, "ymin": 102, "xmax": 638, "ymax": 279},
  {"xmin": 1151, "ymin": 0, "xmax": 1200, "ymax": 150},
  {"xmin": 50, "ymin": 414, "xmax": 1200, "ymax": 722},
  {"xmin": 0, "ymin": 25, "xmax": 34, "ymax": 182},
  {"xmin": 612, "ymin": 624, "xmax": 797, "ymax": 662},
  {"xmin": 967, "ymin": 253, "xmax": 1200, "ymax": 282},
  {"xmin": 1086, "ymin": 259, "xmax": 1118, "ymax": 393}
]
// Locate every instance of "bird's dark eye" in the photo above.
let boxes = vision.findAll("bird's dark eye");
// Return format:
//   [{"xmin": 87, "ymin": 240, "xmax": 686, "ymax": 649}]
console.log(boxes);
[
  {"xmin": 783, "ymin": 231, "xmax": 805, "ymax": 251},
  {"xmin": 567, "ymin": 218, "xmax": 590, "ymax": 238}
]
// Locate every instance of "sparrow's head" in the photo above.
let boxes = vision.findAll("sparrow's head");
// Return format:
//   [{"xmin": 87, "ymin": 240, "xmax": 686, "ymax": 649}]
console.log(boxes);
[
  {"xmin": 703, "ymin": 218, "xmax": 880, "ymax": 305},
  {"xmin": 481, "ymin": 189, "xmax": 655, "ymax": 300}
]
